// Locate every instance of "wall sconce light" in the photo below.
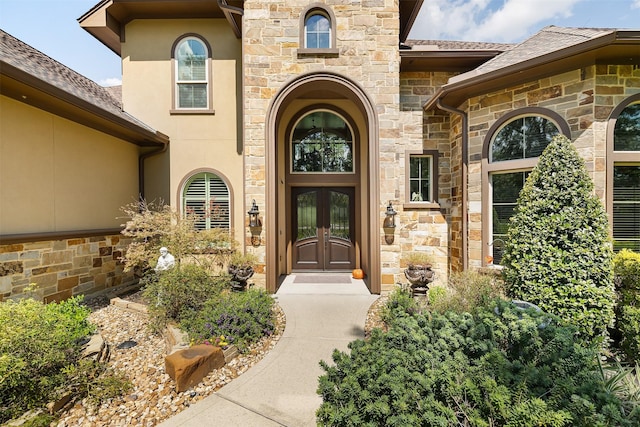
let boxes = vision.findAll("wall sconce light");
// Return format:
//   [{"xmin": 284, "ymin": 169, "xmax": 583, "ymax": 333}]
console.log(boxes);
[
  {"xmin": 383, "ymin": 201, "xmax": 397, "ymax": 245},
  {"xmin": 248, "ymin": 199, "xmax": 262, "ymax": 247}
]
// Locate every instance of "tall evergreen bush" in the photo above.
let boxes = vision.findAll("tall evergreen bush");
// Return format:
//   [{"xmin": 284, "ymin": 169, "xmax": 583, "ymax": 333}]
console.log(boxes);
[{"xmin": 501, "ymin": 134, "xmax": 614, "ymax": 344}]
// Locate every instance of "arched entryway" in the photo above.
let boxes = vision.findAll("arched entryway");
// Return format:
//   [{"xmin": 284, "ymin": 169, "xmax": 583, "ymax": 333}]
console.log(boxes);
[{"xmin": 265, "ymin": 72, "xmax": 380, "ymax": 293}]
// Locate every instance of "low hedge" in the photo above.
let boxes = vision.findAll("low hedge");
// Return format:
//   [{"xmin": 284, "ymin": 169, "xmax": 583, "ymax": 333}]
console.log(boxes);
[{"xmin": 317, "ymin": 300, "xmax": 639, "ymax": 426}]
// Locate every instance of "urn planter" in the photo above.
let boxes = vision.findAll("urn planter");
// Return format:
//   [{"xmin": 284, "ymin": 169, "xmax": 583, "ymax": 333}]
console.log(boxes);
[
  {"xmin": 404, "ymin": 263, "xmax": 435, "ymax": 297},
  {"xmin": 228, "ymin": 265, "xmax": 254, "ymax": 292}
]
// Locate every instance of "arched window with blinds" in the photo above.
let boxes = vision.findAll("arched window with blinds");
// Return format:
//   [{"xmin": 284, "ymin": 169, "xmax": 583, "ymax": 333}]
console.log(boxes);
[{"xmin": 182, "ymin": 172, "xmax": 230, "ymax": 230}]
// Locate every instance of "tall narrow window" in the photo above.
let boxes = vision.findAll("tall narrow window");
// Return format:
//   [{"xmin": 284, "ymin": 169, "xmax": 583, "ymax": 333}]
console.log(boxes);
[
  {"xmin": 174, "ymin": 36, "xmax": 210, "ymax": 110},
  {"xmin": 183, "ymin": 172, "xmax": 230, "ymax": 230},
  {"xmin": 612, "ymin": 100, "xmax": 640, "ymax": 251},
  {"xmin": 483, "ymin": 111, "xmax": 568, "ymax": 265}
]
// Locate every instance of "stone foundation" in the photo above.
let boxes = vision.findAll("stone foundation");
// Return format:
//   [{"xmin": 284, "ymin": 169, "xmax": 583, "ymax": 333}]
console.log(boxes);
[{"xmin": 0, "ymin": 234, "xmax": 135, "ymax": 302}]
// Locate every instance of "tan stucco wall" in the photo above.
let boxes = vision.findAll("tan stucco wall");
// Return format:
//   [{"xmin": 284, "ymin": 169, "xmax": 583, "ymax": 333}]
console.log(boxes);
[
  {"xmin": 0, "ymin": 95, "xmax": 140, "ymax": 234},
  {"xmin": 120, "ymin": 19, "xmax": 244, "ymax": 243}
]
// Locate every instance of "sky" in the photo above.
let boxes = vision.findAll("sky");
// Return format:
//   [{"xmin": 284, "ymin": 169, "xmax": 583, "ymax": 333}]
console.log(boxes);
[{"xmin": 0, "ymin": 0, "xmax": 639, "ymax": 87}]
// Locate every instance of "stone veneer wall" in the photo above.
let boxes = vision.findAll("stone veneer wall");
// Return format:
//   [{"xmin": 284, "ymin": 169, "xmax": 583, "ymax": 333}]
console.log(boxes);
[
  {"xmin": 0, "ymin": 234, "xmax": 135, "ymax": 303},
  {"xmin": 243, "ymin": 0, "xmax": 402, "ymax": 287},
  {"xmin": 381, "ymin": 71, "xmax": 458, "ymax": 289},
  {"xmin": 464, "ymin": 64, "xmax": 640, "ymax": 269}
]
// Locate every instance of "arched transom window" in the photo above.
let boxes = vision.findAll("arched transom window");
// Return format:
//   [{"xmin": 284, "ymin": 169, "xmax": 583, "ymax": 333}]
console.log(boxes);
[
  {"xmin": 291, "ymin": 110, "xmax": 354, "ymax": 173},
  {"xmin": 182, "ymin": 172, "xmax": 230, "ymax": 230},
  {"xmin": 612, "ymin": 100, "xmax": 640, "ymax": 251},
  {"xmin": 485, "ymin": 114, "xmax": 564, "ymax": 264}
]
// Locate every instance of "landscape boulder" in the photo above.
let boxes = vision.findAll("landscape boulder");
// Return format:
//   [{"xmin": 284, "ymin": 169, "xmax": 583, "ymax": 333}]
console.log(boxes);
[{"xmin": 165, "ymin": 344, "xmax": 225, "ymax": 391}]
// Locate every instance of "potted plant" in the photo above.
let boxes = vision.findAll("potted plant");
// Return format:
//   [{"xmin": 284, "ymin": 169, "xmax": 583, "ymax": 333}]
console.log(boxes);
[
  {"xmin": 227, "ymin": 252, "xmax": 258, "ymax": 292},
  {"xmin": 401, "ymin": 252, "xmax": 435, "ymax": 297}
]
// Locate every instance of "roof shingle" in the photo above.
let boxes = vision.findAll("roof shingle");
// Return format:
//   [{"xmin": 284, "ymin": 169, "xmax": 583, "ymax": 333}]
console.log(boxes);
[{"xmin": 0, "ymin": 29, "xmax": 157, "ymax": 135}]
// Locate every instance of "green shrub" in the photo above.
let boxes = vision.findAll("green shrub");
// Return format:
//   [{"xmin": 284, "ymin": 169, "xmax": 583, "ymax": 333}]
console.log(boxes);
[
  {"xmin": 317, "ymin": 300, "xmax": 639, "ymax": 426},
  {"xmin": 618, "ymin": 305, "xmax": 640, "ymax": 364},
  {"xmin": 142, "ymin": 264, "xmax": 228, "ymax": 332},
  {"xmin": 380, "ymin": 286, "xmax": 419, "ymax": 326},
  {"xmin": 428, "ymin": 270, "xmax": 505, "ymax": 314},
  {"xmin": 612, "ymin": 246, "xmax": 640, "ymax": 362},
  {"xmin": 501, "ymin": 134, "xmax": 614, "ymax": 346},
  {"xmin": 0, "ymin": 296, "xmax": 95, "ymax": 423},
  {"xmin": 180, "ymin": 289, "xmax": 275, "ymax": 352},
  {"xmin": 613, "ymin": 249, "xmax": 640, "ymax": 301}
]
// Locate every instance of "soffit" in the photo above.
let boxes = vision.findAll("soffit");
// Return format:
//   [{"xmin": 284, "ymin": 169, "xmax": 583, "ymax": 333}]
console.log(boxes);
[
  {"xmin": 1, "ymin": 74, "xmax": 167, "ymax": 147},
  {"xmin": 399, "ymin": 0, "xmax": 423, "ymax": 43},
  {"xmin": 79, "ymin": 0, "xmax": 244, "ymax": 55},
  {"xmin": 400, "ymin": 39, "xmax": 513, "ymax": 72}
]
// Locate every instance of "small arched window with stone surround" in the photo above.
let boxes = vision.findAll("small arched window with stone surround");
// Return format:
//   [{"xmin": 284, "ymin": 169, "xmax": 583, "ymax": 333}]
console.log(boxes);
[
  {"xmin": 607, "ymin": 94, "xmax": 640, "ymax": 252},
  {"xmin": 298, "ymin": 4, "xmax": 338, "ymax": 56},
  {"xmin": 482, "ymin": 108, "xmax": 570, "ymax": 265}
]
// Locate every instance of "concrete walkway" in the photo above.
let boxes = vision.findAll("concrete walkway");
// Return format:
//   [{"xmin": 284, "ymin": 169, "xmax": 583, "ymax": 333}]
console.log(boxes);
[{"xmin": 159, "ymin": 274, "xmax": 379, "ymax": 427}]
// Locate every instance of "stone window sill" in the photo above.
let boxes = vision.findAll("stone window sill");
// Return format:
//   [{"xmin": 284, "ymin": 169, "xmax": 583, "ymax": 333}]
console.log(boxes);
[
  {"xmin": 402, "ymin": 202, "xmax": 441, "ymax": 210},
  {"xmin": 297, "ymin": 48, "xmax": 339, "ymax": 57}
]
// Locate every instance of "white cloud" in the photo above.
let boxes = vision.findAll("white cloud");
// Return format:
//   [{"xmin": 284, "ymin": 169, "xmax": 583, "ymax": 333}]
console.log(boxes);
[
  {"xmin": 100, "ymin": 77, "xmax": 122, "ymax": 87},
  {"xmin": 632, "ymin": 0, "xmax": 640, "ymax": 8},
  {"xmin": 409, "ymin": 0, "xmax": 583, "ymax": 43}
]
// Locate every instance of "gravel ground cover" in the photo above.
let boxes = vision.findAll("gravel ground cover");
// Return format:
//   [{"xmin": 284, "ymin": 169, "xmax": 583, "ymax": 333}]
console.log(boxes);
[
  {"xmin": 56, "ymin": 292, "xmax": 285, "ymax": 427},
  {"xmin": 54, "ymin": 290, "xmax": 385, "ymax": 426}
]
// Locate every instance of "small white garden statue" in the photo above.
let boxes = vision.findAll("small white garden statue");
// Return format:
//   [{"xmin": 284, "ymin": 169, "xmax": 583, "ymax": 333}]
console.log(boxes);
[{"xmin": 154, "ymin": 247, "xmax": 175, "ymax": 272}]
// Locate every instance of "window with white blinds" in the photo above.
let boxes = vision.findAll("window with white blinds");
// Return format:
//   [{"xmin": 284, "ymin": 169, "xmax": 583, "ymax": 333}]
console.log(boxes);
[
  {"xmin": 613, "ymin": 166, "xmax": 640, "ymax": 251},
  {"xmin": 183, "ymin": 173, "xmax": 230, "ymax": 230},
  {"xmin": 613, "ymin": 101, "xmax": 640, "ymax": 251},
  {"xmin": 175, "ymin": 37, "xmax": 209, "ymax": 109}
]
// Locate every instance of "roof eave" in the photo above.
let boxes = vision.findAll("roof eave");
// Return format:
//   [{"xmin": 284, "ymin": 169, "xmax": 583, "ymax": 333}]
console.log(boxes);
[
  {"xmin": 78, "ymin": 0, "xmax": 244, "ymax": 55},
  {"xmin": 0, "ymin": 61, "xmax": 168, "ymax": 147},
  {"xmin": 400, "ymin": 49, "xmax": 506, "ymax": 72},
  {"xmin": 399, "ymin": 0, "xmax": 424, "ymax": 43},
  {"xmin": 424, "ymin": 30, "xmax": 640, "ymax": 111}
]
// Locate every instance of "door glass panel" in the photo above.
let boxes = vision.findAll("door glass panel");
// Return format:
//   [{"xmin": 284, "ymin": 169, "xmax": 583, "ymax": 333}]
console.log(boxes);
[
  {"xmin": 329, "ymin": 191, "xmax": 350, "ymax": 240},
  {"xmin": 296, "ymin": 191, "xmax": 317, "ymax": 240}
]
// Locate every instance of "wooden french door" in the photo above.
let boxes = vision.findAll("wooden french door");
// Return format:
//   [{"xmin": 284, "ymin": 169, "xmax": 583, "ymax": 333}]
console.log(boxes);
[{"xmin": 292, "ymin": 187, "xmax": 355, "ymax": 270}]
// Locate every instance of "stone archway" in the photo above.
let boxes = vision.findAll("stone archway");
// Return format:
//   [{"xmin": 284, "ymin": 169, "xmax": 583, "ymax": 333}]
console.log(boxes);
[{"xmin": 265, "ymin": 72, "xmax": 380, "ymax": 293}]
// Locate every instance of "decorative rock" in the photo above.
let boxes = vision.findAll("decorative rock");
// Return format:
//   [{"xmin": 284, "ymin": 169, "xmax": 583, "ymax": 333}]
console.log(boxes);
[
  {"xmin": 163, "ymin": 323, "xmax": 190, "ymax": 354},
  {"xmin": 165, "ymin": 345, "xmax": 225, "ymax": 392},
  {"xmin": 47, "ymin": 393, "xmax": 73, "ymax": 415},
  {"xmin": 81, "ymin": 333, "xmax": 110, "ymax": 363}
]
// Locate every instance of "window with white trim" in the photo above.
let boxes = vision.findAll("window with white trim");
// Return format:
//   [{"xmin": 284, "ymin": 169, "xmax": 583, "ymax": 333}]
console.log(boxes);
[
  {"xmin": 485, "ymin": 114, "xmax": 562, "ymax": 265},
  {"xmin": 298, "ymin": 4, "xmax": 338, "ymax": 55},
  {"xmin": 183, "ymin": 172, "xmax": 230, "ymax": 230},
  {"xmin": 305, "ymin": 12, "xmax": 331, "ymax": 49},
  {"xmin": 612, "ymin": 101, "xmax": 640, "ymax": 252},
  {"xmin": 174, "ymin": 36, "xmax": 209, "ymax": 109}
]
